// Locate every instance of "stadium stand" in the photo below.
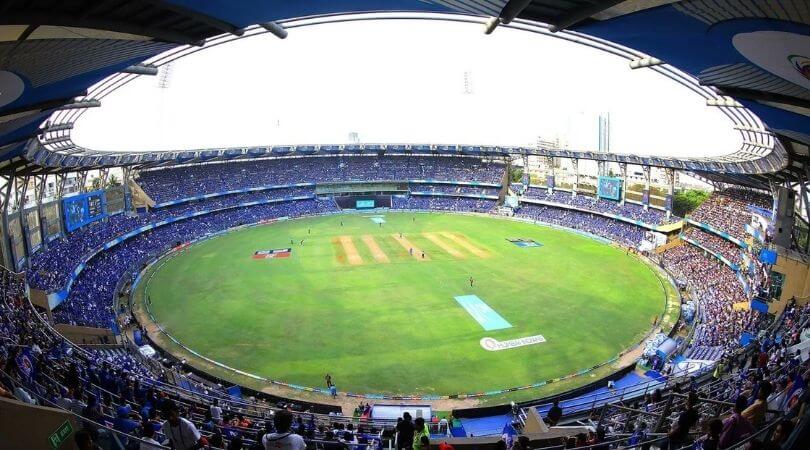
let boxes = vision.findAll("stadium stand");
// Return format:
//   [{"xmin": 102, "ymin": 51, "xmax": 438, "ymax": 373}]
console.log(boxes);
[
  {"xmin": 514, "ymin": 204, "xmax": 647, "ymax": 248},
  {"xmin": 4, "ymin": 257, "xmax": 809, "ymax": 449},
  {"xmin": 681, "ymin": 227, "xmax": 744, "ymax": 267},
  {"xmin": 137, "ymin": 156, "xmax": 504, "ymax": 204},
  {"xmin": 6, "ymin": 152, "xmax": 807, "ymax": 450},
  {"xmin": 522, "ymin": 188, "xmax": 674, "ymax": 226},
  {"xmin": 687, "ymin": 190, "xmax": 772, "ymax": 243},
  {"xmin": 2, "ymin": 1, "xmax": 810, "ymax": 447}
]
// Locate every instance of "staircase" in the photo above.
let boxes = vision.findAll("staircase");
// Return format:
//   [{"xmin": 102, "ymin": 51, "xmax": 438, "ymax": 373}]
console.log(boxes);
[{"xmin": 128, "ymin": 179, "xmax": 155, "ymax": 209}]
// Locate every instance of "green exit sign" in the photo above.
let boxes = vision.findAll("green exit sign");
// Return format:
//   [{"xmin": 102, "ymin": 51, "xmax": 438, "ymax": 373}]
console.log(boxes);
[{"xmin": 49, "ymin": 420, "xmax": 73, "ymax": 449}]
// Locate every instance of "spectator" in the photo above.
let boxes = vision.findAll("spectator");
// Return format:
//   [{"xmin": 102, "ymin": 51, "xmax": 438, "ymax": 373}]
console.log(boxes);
[
  {"xmin": 396, "ymin": 412, "xmax": 415, "ymax": 450},
  {"xmin": 413, "ymin": 418, "xmax": 430, "ymax": 450},
  {"xmin": 697, "ymin": 418, "xmax": 722, "ymax": 450},
  {"xmin": 140, "ymin": 425, "xmax": 162, "ymax": 450},
  {"xmin": 720, "ymin": 395, "xmax": 755, "ymax": 448},
  {"xmin": 663, "ymin": 392, "xmax": 700, "ymax": 450},
  {"xmin": 161, "ymin": 401, "xmax": 206, "ymax": 450},
  {"xmin": 229, "ymin": 436, "xmax": 245, "ymax": 450},
  {"xmin": 262, "ymin": 410, "xmax": 306, "ymax": 450},
  {"xmin": 74, "ymin": 429, "xmax": 101, "ymax": 450},
  {"xmin": 211, "ymin": 399, "xmax": 223, "ymax": 423},
  {"xmin": 546, "ymin": 400, "xmax": 562, "ymax": 426},
  {"xmin": 743, "ymin": 381, "xmax": 773, "ymax": 428}
]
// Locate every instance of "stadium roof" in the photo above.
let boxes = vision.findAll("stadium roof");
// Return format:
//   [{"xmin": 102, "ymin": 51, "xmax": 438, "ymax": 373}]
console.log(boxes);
[{"xmin": 0, "ymin": 0, "xmax": 808, "ymax": 189}]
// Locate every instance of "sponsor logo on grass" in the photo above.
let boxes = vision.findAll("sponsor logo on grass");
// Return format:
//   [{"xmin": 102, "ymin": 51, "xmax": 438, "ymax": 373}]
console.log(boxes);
[
  {"xmin": 507, "ymin": 238, "xmax": 542, "ymax": 248},
  {"xmin": 253, "ymin": 248, "xmax": 292, "ymax": 259},
  {"xmin": 480, "ymin": 334, "xmax": 546, "ymax": 351}
]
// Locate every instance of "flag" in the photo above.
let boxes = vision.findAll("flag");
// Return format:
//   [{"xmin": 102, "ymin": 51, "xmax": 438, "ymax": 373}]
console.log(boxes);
[{"xmin": 15, "ymin": 347, "xmax": 36, "ymax": 382}]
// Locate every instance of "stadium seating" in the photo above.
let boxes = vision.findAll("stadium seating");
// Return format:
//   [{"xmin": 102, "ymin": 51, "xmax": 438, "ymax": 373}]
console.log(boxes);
[
  {"xmin": 3, "ymin": 260, "xmax": 808, "ymax": 450},
  {"xmin": 392, "ymin": 196, "xmax": 496, "ymax": 213},
  {"xmin": 662, "ymin": 245, "xmax": 759, "ymax": 354},
  {"xmin": 137, "ymin": 156, "xmax": 505, "ymax": 203},
  {"xmin": 687, "ymin": 189, "xmax": 771, "ymax": 242},
  {"xmin": 514, "ymin": 204, "xmax": 647, "ymax": 248},
  {"xmin": 55, "ymin": 199, "xmax": 337, "ymax": 328},
  {"xmin": 521, "ymin": 188, "xmax": 674, "ymax": 225},
  {"xmin": 682, "ymin": 227, "xmax": 743, "ymax": 267},
  {"xmin": 7, "ymin": 155, "xmax": 808, "ymax": 450}
]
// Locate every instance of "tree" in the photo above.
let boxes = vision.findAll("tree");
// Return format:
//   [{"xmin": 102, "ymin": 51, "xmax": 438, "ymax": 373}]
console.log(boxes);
[
  {"xmin": 673, "ymin": 189, "xmax": 710, "ymax": 217},
  {"xmin": 509, "ymin": 167, "xmax": 524, "ymax": 183},
  {"xmin": 108, "ymin": 174, "xmax": 121, "ymax": 187}
]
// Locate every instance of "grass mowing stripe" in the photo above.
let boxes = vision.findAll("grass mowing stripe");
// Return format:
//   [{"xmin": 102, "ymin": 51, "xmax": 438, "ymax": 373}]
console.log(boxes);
[{"xmin": 142, "ymin": 212, "xmax": 666, "ymax": 397}]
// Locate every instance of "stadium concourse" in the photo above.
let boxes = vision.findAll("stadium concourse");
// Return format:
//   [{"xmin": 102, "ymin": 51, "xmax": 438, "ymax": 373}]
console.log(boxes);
[{"xmin": 0, "ymin": 152, "xmax": 804, "ymax": 450}]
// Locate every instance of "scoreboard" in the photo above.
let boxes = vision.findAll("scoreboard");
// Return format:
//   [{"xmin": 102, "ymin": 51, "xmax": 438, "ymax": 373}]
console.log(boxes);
[
  {"xmin": 356, "ymin": 199, "xmax": 375, "ymax": 209},
  {"xmin": 63, "ymin": 190, "xmax": 107, "ymax": 232},
  {"xmin": 597, "ymin": 176, "xmax": 622, "ymax": 201}
]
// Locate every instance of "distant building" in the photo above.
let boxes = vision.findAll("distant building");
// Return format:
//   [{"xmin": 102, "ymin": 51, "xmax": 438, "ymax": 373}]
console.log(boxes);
[
  {"xmin": 598, "ymin": 114, "xmax": 611, "ymax": 176},
  {"xmin": 463, "ymin": 70, "xmax": 473, "ymax": 94},
  {"xmin": 598, "ymin": 113, "xmax": 610, "ymax": 154}
]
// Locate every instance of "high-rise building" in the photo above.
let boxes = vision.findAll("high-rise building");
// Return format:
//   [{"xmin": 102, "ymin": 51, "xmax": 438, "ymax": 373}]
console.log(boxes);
[
  {"xmin": 598, "ymin": 113, "xmax": 610, "ymax": 154},
  {"xmin": 463, "ymin": 70, "xmax": 473, "ymax": 95}
]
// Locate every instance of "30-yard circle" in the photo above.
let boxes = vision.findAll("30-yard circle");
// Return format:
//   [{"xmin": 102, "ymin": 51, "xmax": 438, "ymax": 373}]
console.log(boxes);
[{"xmin": 143, "ymin": 212, "xmax": 666, "ymax": 397}]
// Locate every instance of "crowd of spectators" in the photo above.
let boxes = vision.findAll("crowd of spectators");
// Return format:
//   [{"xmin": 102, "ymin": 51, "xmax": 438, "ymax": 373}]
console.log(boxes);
[
  {"xmin": 514, "ymin": 204, "xmax": 647, "ymax": 248},
  {"xmin": 27, "ymin": 186, "xmax": 315, "ymax": 293},
  {"xmin": 522, "ymin": 188, "xmax": 673, "ymax": 225},
  {"xmin": 5, "ymin": 153, "xmax": 809, "ymax": 449},
  {"xmin": 53, "ymin": 199, "xmax": 337, "ymax": 328},
  {"xmin": 662, "ymin": 245, "xmax": 760, "ymax": 356},
  {"xmin": 29, "ymin": 156, "xmax": 504, "ymax": 296},
  {"xmin": 138, "ymin": 156, "xmax": 505, "ymax": 203},
  {"xmin": 682, "ymin": 227, "xmax": 744, "ymax": 267},
  {"xmin": 2, "ymin": 218, "xmax": 809, "ymax": 450},
  {"xmin": 392, "ymin": 196, "xmax": 495, "ymax": 213},
  {"xmin": 592, "ymin": 298, "xmax": 809, "ymax": 450},
  {"xmin": 409, "ymin": 184, "xmax": 499, "ymax": 197},
  {"xmin": 688, "ymin": 189, "xmax": 771, "ymax": 242}
]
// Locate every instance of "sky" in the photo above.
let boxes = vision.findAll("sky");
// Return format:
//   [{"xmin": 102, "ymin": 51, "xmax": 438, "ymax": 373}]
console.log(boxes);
[{"xmin": 72, "ymin": 19, "xmax": 742, "ymax": 158}]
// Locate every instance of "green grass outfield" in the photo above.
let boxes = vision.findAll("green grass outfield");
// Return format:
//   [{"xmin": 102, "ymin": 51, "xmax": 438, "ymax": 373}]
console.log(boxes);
[{"xmin": 138, "ymin": 212, "xmax": 671, "ymax": 399}]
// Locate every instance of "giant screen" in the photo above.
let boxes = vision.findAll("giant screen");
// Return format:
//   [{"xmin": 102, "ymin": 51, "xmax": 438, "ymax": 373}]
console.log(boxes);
[
  {"xmin": 63, "ymin": 190, "xmax": 107, "ymax": 232},
  {"xmin": 597, "ymin": 176, "xmax": 622, "ymax": 201}
]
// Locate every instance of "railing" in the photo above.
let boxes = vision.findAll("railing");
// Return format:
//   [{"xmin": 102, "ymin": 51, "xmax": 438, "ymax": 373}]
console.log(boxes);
[
  {"xmin": 2, "ymin": 366, "xmax": 388, "ymax": 450},
  {"xmin": 10, "ymin": 209, "xmax": 791, "ymax": 436}
]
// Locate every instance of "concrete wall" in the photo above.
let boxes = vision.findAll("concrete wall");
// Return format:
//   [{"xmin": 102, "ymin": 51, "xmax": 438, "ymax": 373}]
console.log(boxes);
[
  {"xmin": 0, "ymin": 396, "xmax": 80, "ymax": 450},
  {"xmin": 29, "ymin": 288, "xmax": 53, "ymax": 321},
  {"xmin": 770, "ymin": 250, "xmax": 810, "ymax": 314},
  {"xmin": 54, "ymin": 323, "xmax": 115, "ymax": 345},
  {"xmin": 655, "ymin": 238, "xmax": 682, "ymax": 254}
]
